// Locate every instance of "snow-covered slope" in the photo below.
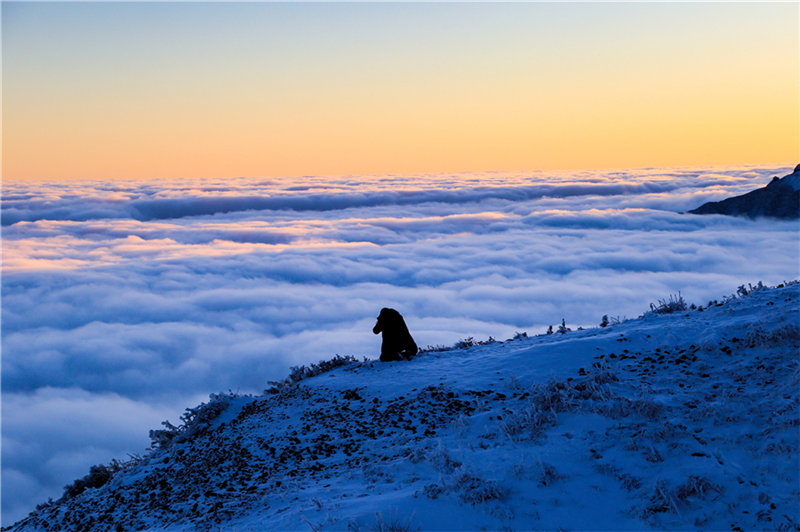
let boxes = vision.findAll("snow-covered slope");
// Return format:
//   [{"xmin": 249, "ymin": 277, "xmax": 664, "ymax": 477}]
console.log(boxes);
[{"xmin": 7, "ymin": 284, "xmax": 799, "ymax": 531}]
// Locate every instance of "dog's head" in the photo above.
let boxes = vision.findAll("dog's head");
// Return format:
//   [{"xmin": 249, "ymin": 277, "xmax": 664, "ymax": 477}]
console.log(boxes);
[{"xmin": 373, "ymin": 307, "xmax": 402, "ymax": 334}]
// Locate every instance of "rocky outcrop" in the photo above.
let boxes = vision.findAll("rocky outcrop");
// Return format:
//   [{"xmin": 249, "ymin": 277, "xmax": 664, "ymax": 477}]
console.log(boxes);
[{"xmin": 688, "ymin": 165, "xmax": 800, "ymax": 220}]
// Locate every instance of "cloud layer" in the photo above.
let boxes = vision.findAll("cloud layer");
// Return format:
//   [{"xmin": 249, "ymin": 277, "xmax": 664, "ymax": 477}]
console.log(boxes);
[{"xmin": 2, "ymin": 164, "xmax": 798, "ymax": 524}]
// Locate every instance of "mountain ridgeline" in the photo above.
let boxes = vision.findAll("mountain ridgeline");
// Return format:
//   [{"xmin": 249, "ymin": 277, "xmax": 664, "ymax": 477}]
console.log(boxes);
[{"xmin": 688, "ymin": 164, "xmax": 800, "ymax": 219}]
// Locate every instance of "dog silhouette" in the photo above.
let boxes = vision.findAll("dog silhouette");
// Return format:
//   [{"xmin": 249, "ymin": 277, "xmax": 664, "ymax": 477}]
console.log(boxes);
[{"xmin": 372, "ymin": 308, "xmax": 418, "ymax": 362}]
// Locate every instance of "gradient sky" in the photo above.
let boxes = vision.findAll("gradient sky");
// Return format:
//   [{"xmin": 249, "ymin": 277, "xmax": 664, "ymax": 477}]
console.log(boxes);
[{"xmin": 2, "ymin": 2, "xmax": 798, "ymax": 182}]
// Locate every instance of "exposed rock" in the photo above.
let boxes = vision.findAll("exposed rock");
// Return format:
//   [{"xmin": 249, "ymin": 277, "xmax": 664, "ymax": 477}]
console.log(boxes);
[{"xmin": 688, "ymin": 165, "xmax": 800, "ymax": 219}]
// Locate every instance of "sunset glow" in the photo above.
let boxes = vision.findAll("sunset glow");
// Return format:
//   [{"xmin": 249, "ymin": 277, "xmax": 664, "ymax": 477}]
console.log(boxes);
[{"xmin": 3, "ymin": 2, "xmax": 797, "ymax": 182}]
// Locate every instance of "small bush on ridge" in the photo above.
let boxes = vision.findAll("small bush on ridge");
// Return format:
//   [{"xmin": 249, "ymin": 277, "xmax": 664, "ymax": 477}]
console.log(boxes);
[
  {"xmin": 149, "ymin": 393, "xmax": 231, "ymax": 449},
  {"xmin": 63, "ymin": 463, "xmax": 118, "ymax": 499},
  {"xmin": 265, "ymin": 354, "xmax": 362, "ymax": 394},
  {"xmin": 62, "ymin": 455, "xmax": 141, "ymax": 500},
  {"xmin": 647, "ymin": 292, "xmax": 687, "ymax": 315}
]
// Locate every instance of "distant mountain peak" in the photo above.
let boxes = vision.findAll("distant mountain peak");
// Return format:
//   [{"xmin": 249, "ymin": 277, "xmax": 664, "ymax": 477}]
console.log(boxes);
[
  {"xmin": 768, "ymin": 166, "xmax": 800, "ymax": 192},
  {"xmin": 688, "ymin": 165, "xmax": 800, "ymax": 219}
]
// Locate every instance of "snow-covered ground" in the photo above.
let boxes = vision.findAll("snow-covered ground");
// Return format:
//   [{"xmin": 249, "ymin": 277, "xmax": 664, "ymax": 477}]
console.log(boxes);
[{"xmin": 7, "ymin": 282, "xmax": 798, "ymax": 531}]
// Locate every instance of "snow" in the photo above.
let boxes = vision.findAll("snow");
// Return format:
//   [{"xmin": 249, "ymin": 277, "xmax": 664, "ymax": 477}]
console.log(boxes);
[
  {"xmin": 781, "ymin": 172, "xmax": 800, "ymax": 191},
  {"xmin": 7, "ymin": 283, "xmax": 799, "ymax": 531}
]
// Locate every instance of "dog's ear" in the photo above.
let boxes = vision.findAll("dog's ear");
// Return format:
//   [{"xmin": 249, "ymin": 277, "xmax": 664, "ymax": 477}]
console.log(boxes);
[
  {"xmin": 380, "ymin": 308, "xmax": 398, "ymax": 324},
  {"xmin": 389, "ymin": 308, "xmax": 403, "ymax": 328}
]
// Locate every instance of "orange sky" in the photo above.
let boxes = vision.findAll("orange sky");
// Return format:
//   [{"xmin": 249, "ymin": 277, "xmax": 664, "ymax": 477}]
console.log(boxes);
[{"xmin": 3, "ymin": 2, "xmax": 798, "ymax": 182}]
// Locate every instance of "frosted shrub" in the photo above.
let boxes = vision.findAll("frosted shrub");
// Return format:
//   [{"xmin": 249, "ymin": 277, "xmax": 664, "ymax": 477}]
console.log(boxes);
[
  {"xmin": 589, "ymin": 363, "xmax": 618, "ymax": 385},
  {"xmin": 451, "ymin": 336, "xmax": 499, "ymax": 349},
  {"xmin": 737, "ymin": 281, "xmax": 764, "ymax": 297},
  {"xmin": 529, "ymin": 380, "xmax": 572, "ymax": 412},
  {"xmin": 675, "ymin": 475, "xmax": 723, "ymax": 500},
  {"xmin": 454, "ymin": 337, "xmax": 475, "ymax": 349},
  {"xmin": 148, "ymin": 420, "xmax": 179, "ymax": 449},
  {"xmin": 600, "ymin": 392, "xmax": 666, "ymax": 421},
  {"xmin": 453, "ymin": 471, "xmax": 507, "ymax": 505},
  {"xmin": 499, "ymin": 405, "xmax": 557, "ymax": 440},
  {"xmin": 422, "ymin": 483, "xmax": 444, "ymax": 499},
  {"xmin": 596, "ymin": 395, "xmax": 663, "ymax": 421},
  {"xmin": 646, "ymin": 292, "xmax": 687, "ymax": 315},
  {"xmin": 61, "ymin": 455, "xmax": 141, "ymax": 500},
  {"xmin": 180, "ymin": 393, "xmax": 229, "ymax": 428},
  {"xmin": 149, "ymin": 393, "xmax": 231, "ymax": 448},
  {"xmin": 504, "ymin": 366, "xmax": 621, "ymax": 435},
  {"xmin": 632, "ymin": 397, "xmax": 665, "ymax": 420},
  {"xmin": 597, "ymin": 398, "xmax": 634, "ymax": 419},
  {"xmin": 644, "ymin": 476, "xmax": 722, "ymax": 516},
  {"xmin": 373, "ymin": 511, "xmax": 420, "ymax": 532},
  {"xmin": 646, "ymin": 480, "xmax": 680, "ymax": 515},
  {"xmin": 428, "ymin": 444, "xmax": 462, "ymax": 474},
  {"xmin": 308, "ymin": 353, "xmax": 363, "ymax": 374},
  {"xmin": 572, "ymin": 376, "xmax": 613, "ymax": 403},
  {"xmin": 63, "ymin": 463, "xmax": 119, "ymax": 499},
  {"xmin": 265, "ymin": 354, "xmax": 362, "ymax": 394},
  {"xmin": 418, "ymin": 344, "xmax": 449, "ymax": 353}
]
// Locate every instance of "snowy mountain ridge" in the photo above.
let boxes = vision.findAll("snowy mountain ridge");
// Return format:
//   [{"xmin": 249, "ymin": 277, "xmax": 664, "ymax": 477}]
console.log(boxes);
[
  {"xmin": 688, "ymin": 164, "xmax": 800, "ymax": 219},
  {"xmin": 6, "ymin": 283, "xmax": 800, "ymax": 531}
]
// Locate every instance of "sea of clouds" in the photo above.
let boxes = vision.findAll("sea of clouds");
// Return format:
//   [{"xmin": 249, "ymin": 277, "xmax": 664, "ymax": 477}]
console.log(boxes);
[{"xmin": 2, "ymin": 164, "xmax": 799, "ymax": 524}]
